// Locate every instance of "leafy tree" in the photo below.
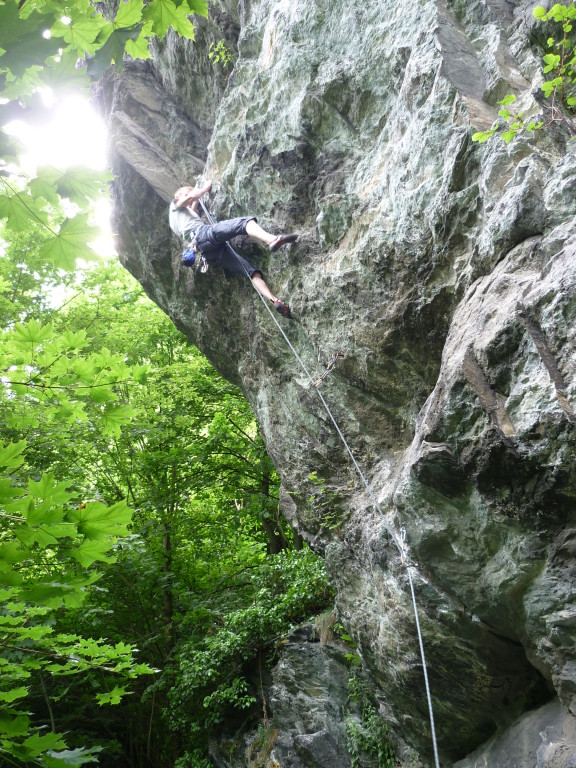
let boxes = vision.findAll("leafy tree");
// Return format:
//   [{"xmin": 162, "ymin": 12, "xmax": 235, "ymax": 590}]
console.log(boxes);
[
  {"xmin": 0, "ymin": 256, "xmax": 332, "ymax": 766},
  {"xmin": 0, "ymin": 303, "xmax": 153, "ymax": 766},
  {"xmin": 167, "ymin": 548, "xmax": 334, "ymax": 758}
]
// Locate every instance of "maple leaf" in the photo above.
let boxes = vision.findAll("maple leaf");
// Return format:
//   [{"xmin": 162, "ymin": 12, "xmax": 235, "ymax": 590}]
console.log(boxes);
[
  {"xmin": 0, "ymin": 440, "xmax": 26, "ymax": 469},
  {"xmin": 50, "ymin": 15, "xmax": 104, "ymax": 57},
  {"xmin": 37, "ymin": 214, "xmax": 98, "ymax": 270},
  {"xmin": 67, "ymin": 499, "xmax": 132, "ymax": 540},
  {"xmin": 0, "ymin": 192, "xmax": 48, "ymax": 232},
  {"xmin": 70, "ymin": 539, "xmax": 116, "ymax": 567},
  {"xmin": 86, "ymin": 24, "xmax": 143, "ymax": 79},
  {"xmin": 115, "ymin": 0, "xmax": 146, "ymax": 28},
  {"xmin": 52, "ymin": 166, "xmax": 113, "ymax": 205},
  {"xmin": 184, "ymin": 0, "xmax": 209, "ymax": 17},
  {"xmin": 0, "ymin": 33, "xmax": 62, "ymax": 78},
  {"xmin": 142, "ymin": 0, "xmax": 196, "ymax": 38},
  {"xmin": 96, "ymin": 686, "xmax": 129, "ymax": 706}
]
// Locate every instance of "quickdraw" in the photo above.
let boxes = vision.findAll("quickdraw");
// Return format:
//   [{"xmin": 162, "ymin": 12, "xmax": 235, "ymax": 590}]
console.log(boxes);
[{"xmin": 313, "ymin": 351, "xmax": 345, "ymax": 388}]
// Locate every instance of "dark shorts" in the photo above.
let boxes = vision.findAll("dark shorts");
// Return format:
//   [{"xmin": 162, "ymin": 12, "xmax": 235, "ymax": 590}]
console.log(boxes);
[{"xmin": 193, "ymin": 216, "xmax": 261, "ymax": 279}]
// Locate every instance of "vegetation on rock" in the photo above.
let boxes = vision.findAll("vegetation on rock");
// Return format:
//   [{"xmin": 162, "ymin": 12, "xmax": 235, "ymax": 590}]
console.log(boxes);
[{"xmin": 473, "ymin": 3, "xmax": 576, "ymax": 144}]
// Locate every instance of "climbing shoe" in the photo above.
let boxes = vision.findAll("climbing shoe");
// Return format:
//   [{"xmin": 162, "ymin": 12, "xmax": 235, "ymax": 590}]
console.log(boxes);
[
  {"xmin": 273, "ymin": 300, "xmax": 292, "ymax": 318},
  {"xmin": 269, "ymin": 233, "xmax": 298, "ymax": 252}
]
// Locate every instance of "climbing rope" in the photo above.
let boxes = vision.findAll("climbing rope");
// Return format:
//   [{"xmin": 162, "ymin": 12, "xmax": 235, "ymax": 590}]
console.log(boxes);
[
  {"xmin": 198, "ymin": 199, "xmax": 441, "ymax": 767},
  {"xmin": 400, "ymin": 529, "xmax": 441, "ymax": 768}
]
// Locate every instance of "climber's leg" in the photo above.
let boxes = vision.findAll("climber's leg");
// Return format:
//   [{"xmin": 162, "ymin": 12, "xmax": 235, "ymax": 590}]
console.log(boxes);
[
  {"xmin": 245, "ymin": 220, "xmax": 298, "ymax": 250},
  {"xmin": 251, "ymin": 274, "xmax": 291, "ymax": 317},
  {"xmin": 218, "ymin": 250, "xmax": 291, "ymax": 317}
]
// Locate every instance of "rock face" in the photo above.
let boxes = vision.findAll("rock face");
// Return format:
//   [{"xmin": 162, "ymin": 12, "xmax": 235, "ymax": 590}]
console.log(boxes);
[
  {"xmin": 454, "ymin": 698, "xmax": 576, "ymax": 768},
  {"xmin": 209, "ymin": 626, "xmax": 359, "ymax": 768},
  {"xmin": 99, "ymin": 0, "xmax": 576, "ymax": 765},
  {"xmin": 210, "ymin": 625, "xmax": 421, "ymax": 768}
]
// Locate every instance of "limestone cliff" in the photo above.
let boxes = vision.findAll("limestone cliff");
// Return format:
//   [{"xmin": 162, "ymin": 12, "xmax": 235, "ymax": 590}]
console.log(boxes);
[{"xmin": 99, "ymin": 0, "xmax": 576, "ymax": 765}]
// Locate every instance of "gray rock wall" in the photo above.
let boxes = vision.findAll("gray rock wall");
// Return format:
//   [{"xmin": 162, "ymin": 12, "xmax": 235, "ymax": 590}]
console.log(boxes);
[
  {"xmin": 100, "ymin": 0, "xmax": 576, "ymax": 764},
  {"xmin": 454, "ymin": 698, "xmax": 576, "ymax": 768}
]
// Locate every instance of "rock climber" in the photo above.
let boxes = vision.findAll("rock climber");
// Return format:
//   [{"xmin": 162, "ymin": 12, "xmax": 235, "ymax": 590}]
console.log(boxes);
[{"xmin": 169, "ymin": 180, "xmax": 297, "ymax": 317}]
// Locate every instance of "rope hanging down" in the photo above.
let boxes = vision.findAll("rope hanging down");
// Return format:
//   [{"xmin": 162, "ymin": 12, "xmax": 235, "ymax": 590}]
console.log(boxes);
[{"xmin": 198, "ymin": 198, "xmax": 441, "ymax": 768}]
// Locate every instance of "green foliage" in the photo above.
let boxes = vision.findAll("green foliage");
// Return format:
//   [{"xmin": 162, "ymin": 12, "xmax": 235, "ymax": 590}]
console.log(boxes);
[
  {"xmin": 472, "ymin": 3, "xmax": 576, "ymax": 144},
  {"xmin": 208, "ymin": 39, "xmax": 233, "ymax": 68},
  {"xmin": 1, "ymin": 0, "xmax": 208, "ymax": 88},
  {"xmin": 345, "ymin": 674, "xmax": 398, "ymax": 768},
  {"xmin": 0, "ymin": 220, "xmax": 155, "ymax": 766},
  {"xmin": 335, "ymin": 622, "xmax": 362, "ymax": 666},
  {"xmin": 167, "ymin": 548, "xmax": 334, "ymax": 748},
  {"xmin": 0, "ymin": 449, "xmax": 152, "ymax": 765},
  {"xmin": 174, "ymin": 750, "xmax": 213, "ymax": 768},
  {"xmin": 11, "ymin": 260, "xmax": 329, "ymax": 765},
  {"xmin": 472, "ymin": 94, "xmax": 544, "ymax": 145},
  {"xmin": 0, "ymin": 308, "xmax": 141, "ymax": 438},
  {"xmin": 0, "ymin": 238, "xmax": 307, "ymax": 767}
]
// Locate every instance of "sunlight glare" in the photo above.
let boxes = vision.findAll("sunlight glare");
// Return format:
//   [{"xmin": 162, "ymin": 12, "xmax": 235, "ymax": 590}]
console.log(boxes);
[
  {"xmin": 90, "ymin": 198, "xmax": 117, "ymax": 258},
  {"xmin": 7, "ymin": 95, "xmax": 108, "ymax": 172},
  {"xmin": 5, "ymin": 94, "xmax": 116, "ymax": 257}
]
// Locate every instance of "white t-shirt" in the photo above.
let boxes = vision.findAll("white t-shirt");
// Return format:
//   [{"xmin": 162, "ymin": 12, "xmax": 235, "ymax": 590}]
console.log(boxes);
[{"xmin": 168, "ymin": 202, "xmax": 203, "ymax": 240}]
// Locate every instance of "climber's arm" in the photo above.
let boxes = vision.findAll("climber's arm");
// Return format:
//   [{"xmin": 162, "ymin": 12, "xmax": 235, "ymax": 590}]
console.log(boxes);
[{"xmin": 182, "ymin": 180, "xmax": 213, "ymax": 212}]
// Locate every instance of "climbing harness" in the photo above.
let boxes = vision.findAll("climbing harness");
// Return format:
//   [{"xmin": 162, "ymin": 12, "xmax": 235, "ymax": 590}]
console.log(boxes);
[
  {"xmin": 313, "ymin": 351, "xmax": 345, "ymax": 388},
  {"xmin": 197, "ymin": 197, "xmax": 441, "ymax": 768}
]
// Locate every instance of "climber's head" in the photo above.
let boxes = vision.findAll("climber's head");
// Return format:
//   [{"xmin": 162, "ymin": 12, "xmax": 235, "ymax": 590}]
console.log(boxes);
[{"xmin": 173, "ymin": 186, "xmax": 194, "ymax": 207}]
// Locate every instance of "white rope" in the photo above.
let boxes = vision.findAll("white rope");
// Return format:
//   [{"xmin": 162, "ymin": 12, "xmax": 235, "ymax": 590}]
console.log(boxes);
[
  {"xmin": 197, "ymin": 199, "xmax": 441, "ymax": 766},
  {"xmin": 401, "ymin": 529, "xmax": 441, "ymax": 768}
]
